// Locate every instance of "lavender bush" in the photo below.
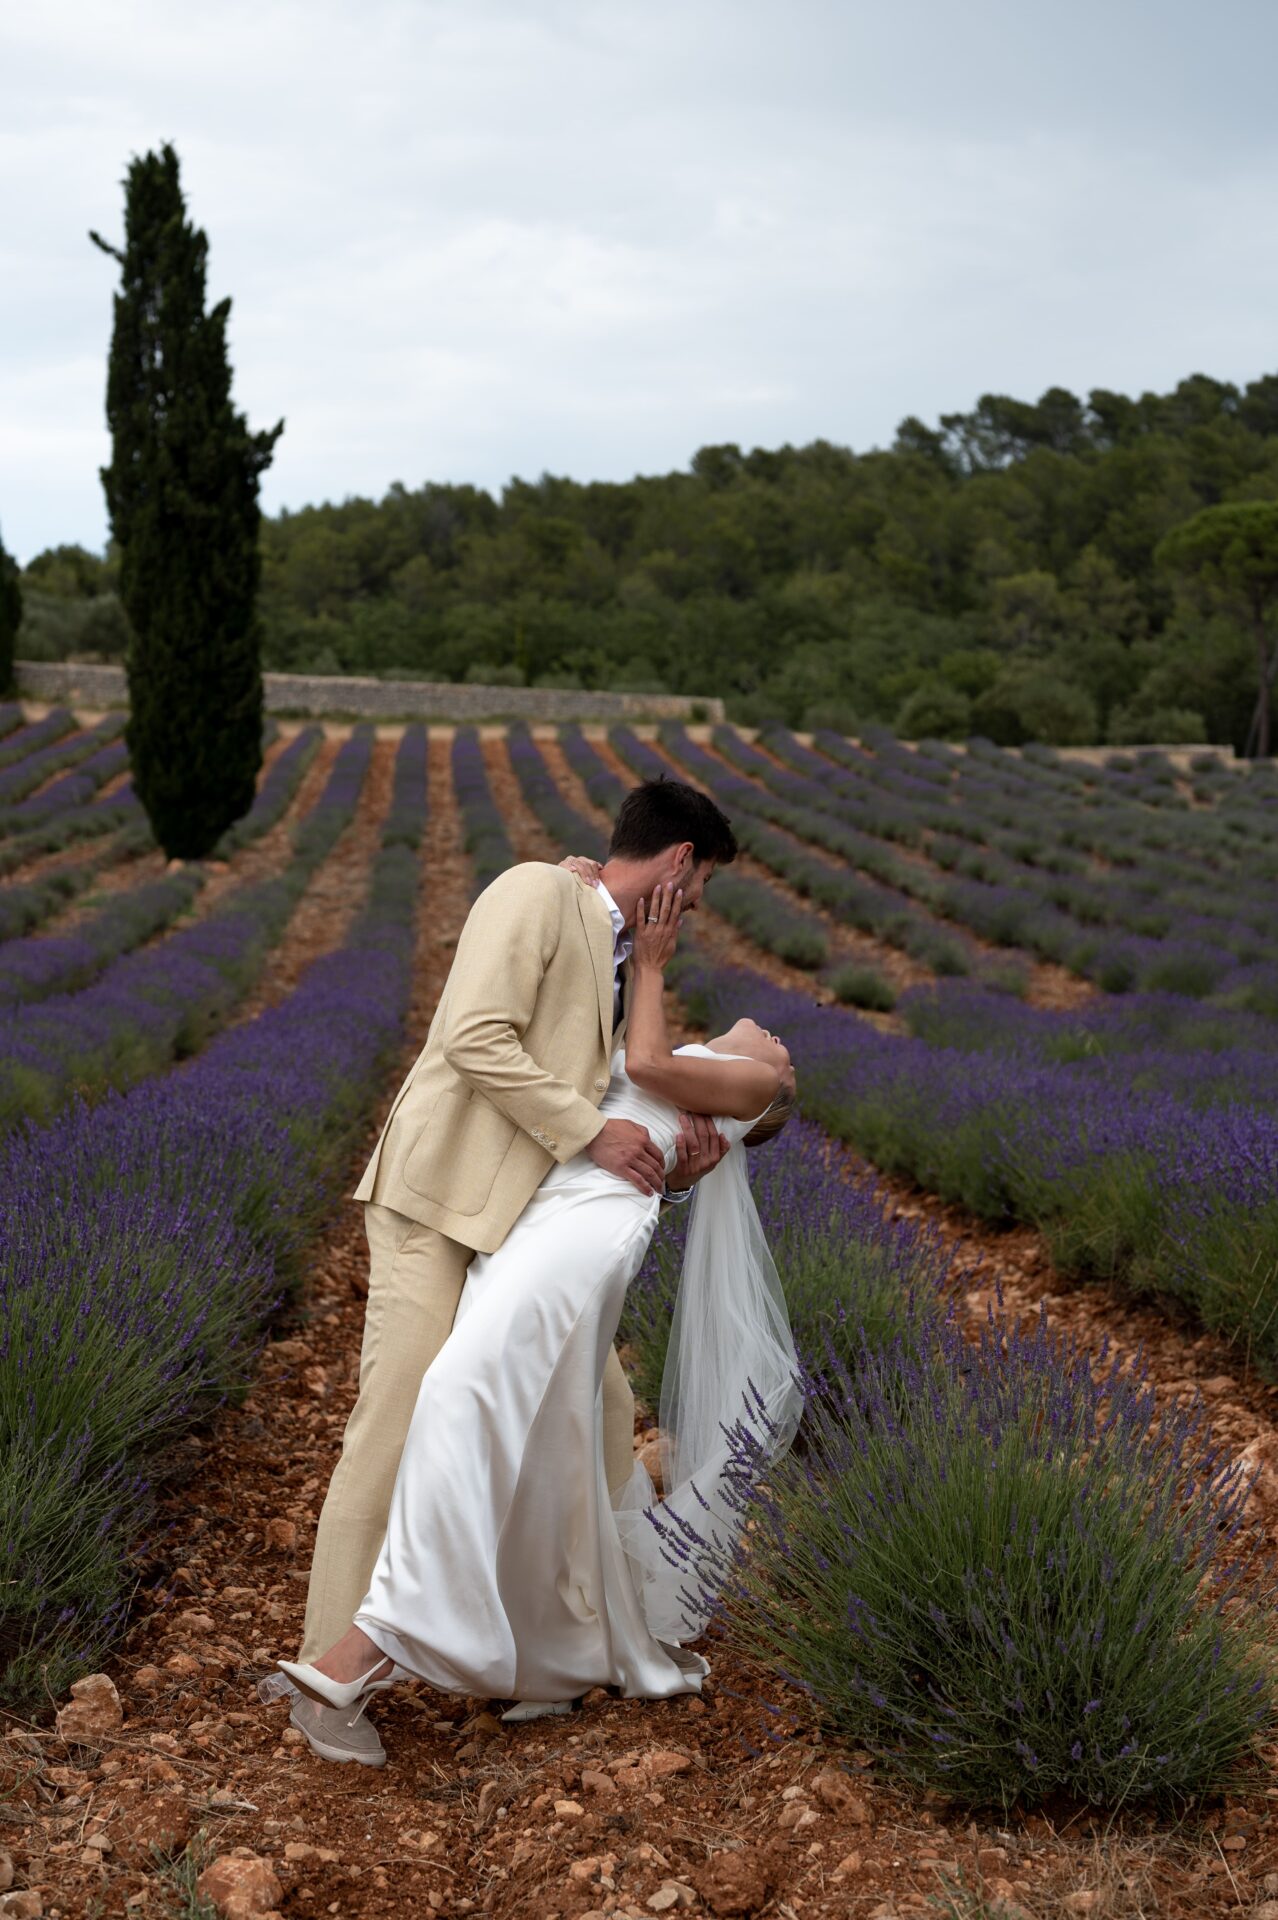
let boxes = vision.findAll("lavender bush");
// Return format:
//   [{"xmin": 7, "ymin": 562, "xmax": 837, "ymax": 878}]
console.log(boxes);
[
  {"xmin": 452, "ymin": 727, "xmax": 516, "ymax": 895},
  {"xmin": 671, "ymin": 950, "xmax": 1278, "ymax": 1369},
  {"xmin": 704, "ymin": 869, "xmax": 828, "ymax": 968},
  {"xmin": 719, "ymin": 1313, "xmax": 1272, "ymax": 1808},
  {"xmin": 827, "ymin": 962, "xmax": 897, "ymax": 1011},
  {"xmin": 608, "ymin": 727, "xmax": 672, "ymax": 784},
  {"xmin": 787, "ymin": 729, "xmax": 1278, "ymax": 999},
  {"xmin": 380, "ymin": 723, "xmax": 428, "ymax": 849},
  {"xmin": 0, "ymin": 867, "xmax": 205, "ymax": 1005},
  {"xmin": 638, "ymin": 727, "xmax": 980, "ymax": 978}
]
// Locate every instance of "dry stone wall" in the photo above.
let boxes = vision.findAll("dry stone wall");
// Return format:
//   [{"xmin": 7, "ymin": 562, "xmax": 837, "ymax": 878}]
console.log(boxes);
[{"xmin": 15, "ymin": 661, "xmax": 724, "ymax": 725}]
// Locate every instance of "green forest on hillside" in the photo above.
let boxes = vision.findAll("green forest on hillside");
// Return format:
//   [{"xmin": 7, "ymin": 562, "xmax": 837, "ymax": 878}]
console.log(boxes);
[{"xmin": 20, "ymin": 369, "xmax": 1278, "ymax": 747}]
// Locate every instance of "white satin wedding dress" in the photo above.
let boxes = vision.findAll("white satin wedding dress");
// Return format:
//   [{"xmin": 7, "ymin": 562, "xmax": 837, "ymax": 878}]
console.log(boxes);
[{"xmin": 352, "ymin": 1044, "xmax": 802, "ymax": 1703}]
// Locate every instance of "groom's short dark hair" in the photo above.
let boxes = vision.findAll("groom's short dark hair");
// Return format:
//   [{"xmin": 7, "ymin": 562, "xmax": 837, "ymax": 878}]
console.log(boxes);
[{"xmin": 608, "ymin": 778, "xmax": 737, "ymax": 867}]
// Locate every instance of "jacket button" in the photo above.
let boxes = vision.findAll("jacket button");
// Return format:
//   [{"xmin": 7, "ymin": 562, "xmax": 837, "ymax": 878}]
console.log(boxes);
[{"xmin": 594, "ymin": 1077, "xmax": 608, "ymax": 1092}]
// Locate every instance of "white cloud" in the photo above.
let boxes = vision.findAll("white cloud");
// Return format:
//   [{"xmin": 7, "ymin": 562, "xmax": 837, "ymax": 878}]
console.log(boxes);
[{"xmin": 1, "ymin": 0, "xmax": 1276, "ymax": 560}]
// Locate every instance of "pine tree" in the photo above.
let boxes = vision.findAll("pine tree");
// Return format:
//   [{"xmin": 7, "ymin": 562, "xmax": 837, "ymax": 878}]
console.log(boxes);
[
  {"xmin": 91, "ymin": 144, "xmax": 282, "ymax": 857},
  {"xmin": 0, "ymin": 527, "xmax": 21, "ymax": 696},
  {"xmin": 1158, "ymin": 502, "xmax": 1278, "ymax": 758}
]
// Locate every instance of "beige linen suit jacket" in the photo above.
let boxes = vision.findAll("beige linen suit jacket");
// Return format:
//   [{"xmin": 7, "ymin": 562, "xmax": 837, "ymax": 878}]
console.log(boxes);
[{"xmin": 353, "ymin": 862, "xmax": 625, "ymax": 1254}]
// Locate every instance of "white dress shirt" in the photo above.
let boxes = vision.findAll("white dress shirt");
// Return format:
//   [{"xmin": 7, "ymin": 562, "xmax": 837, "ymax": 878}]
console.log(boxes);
[{"xmin": 595, "ymin": 880, "xmax": 632, "ymax": 1027}]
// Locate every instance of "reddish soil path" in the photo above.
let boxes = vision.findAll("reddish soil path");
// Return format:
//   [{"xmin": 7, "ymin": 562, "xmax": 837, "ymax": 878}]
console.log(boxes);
[{"xmin": 4, "ymin": 729, "xmax": 1276, "ymax": 1920}]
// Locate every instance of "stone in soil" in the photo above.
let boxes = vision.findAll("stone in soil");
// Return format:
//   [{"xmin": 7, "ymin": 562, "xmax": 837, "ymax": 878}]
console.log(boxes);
[
  {"xmin": 195, "ymin": 1848, "xmax": 284, "ymax": 1919},
  {"xmin": 54, "ymin": 1672, "xmax": 123, "ymax": 1745}
]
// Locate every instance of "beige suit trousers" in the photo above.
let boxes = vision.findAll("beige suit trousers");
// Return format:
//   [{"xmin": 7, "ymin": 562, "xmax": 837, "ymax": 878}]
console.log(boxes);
[{"xmin": 300, "ymin": 1201, "xmax": 637, "ymax": 1662}]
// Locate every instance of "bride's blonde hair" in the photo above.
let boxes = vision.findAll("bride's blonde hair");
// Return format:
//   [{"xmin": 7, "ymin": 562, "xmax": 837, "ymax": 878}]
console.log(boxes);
[{"xmin": 743, "ymin": 1084, "xmax": 796, "ymax": 1149}]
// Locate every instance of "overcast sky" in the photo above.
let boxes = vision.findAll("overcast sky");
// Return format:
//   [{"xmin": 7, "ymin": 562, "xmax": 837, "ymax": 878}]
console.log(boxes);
[{"xmin": 3, "ymin": 0, "xmax": 1276, "ymax": 564}]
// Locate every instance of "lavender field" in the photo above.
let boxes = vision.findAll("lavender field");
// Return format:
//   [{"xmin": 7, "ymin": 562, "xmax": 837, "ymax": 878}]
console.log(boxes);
[
  {"xmin": 1, "ymin": 716, "xmax": 424, "ymax": 1700},
  {"xmin": 6, "ymin": 709, "xmax": 1278, "ymax": 1918}
]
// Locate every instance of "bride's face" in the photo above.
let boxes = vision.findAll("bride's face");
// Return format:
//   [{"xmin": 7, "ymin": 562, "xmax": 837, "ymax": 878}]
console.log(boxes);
[{"xmin": 712, "ymin": 1017, "xmax": 796, "ymax": 1090}]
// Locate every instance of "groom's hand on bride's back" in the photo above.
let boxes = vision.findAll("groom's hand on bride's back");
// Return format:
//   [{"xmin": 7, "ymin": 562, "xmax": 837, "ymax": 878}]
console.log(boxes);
[{"xmin": 586, "ymin": 1119, "xmax": 667, "ymax": 1196}]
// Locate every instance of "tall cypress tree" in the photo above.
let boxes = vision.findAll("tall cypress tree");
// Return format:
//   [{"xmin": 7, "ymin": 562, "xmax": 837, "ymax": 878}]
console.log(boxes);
[
  {"xmin": 0, "ymin": 527, "xmax": 20, "ymax": 696},
  {"xmin": 91, "ymin": 144, "xmax": 282, "ymax": 858}
]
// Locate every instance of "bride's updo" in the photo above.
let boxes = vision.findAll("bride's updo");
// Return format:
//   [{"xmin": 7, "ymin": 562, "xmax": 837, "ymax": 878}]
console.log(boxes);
[{"xmin": 743, "ymin": 1083, "xmax": 796, "ymax": 1148}]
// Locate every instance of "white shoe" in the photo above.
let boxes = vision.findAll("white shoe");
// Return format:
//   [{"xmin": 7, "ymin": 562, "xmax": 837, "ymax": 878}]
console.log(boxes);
[
  {"xmin": 500, "ymin": 1698, "xmax": 575, "ymax": 1724},
  {"xmin": 276, "ymin": 1655, "xmax": 396, "ymax": 1712},
  {"xmin": 289, "ymin": 1692, "xmax": 387, "ymax": 1767}
]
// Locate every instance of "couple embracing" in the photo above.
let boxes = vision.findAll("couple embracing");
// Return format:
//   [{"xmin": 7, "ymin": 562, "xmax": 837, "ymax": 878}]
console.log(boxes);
[{"xmin": 270, "ymin": 777, "xmax": 803, "ymax": 1766}]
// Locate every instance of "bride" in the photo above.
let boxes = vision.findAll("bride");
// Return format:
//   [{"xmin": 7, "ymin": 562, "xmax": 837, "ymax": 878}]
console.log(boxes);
[{"xmin": 277, "ymin": 878, "xmax": 802, "ymax": 1731}]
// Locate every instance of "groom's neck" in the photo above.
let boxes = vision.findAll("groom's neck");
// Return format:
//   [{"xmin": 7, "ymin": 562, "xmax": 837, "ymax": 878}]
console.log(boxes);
[{"xmin": 597, "ymin": 860, "xmax": 648, "ymax": 930}]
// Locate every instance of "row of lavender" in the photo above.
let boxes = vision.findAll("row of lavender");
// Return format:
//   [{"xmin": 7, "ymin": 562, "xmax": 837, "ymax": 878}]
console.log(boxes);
[
  {"xmin": 0, "ymin": 729, "xmax": 373, "ymax": 1131},
  {"xmin": 563, "ymin": 723, "xmax": 1278, "ymax": 1362},
  {"xmin": 814, "ymin": 724, "xmax": 1273, "ymax": 877},
  {"xmin": 0, "ymin": 714, "xmax": 297, "ymax": 938},
  {"xmin": 0, "ymin": 713, "xmax": 125, "ymax": 819},
  {"xmin": 451, "ymin": 725, "xmax": 517, "ymax": 893},
  {"xmin": 482, "ymin": 728, "xmax": 1272, "ymax": 1805},
  {"xmin": 624, "ymin": 726, "xmax": 984, "ymax": 986},
  {"xmin": 674, "ymin": 937, "xmax": 1278, "ymax": 1352},
  {"xmin": 0, "ymin": 715, "xmax": 296, "ymax": 925},
  {"xmin": 657, "ymin": 730, "xmax": 1278, "ymax": 1340},
  {"xmin": 0, "ymin": 729, "xmax": 325, "ymax": 1006},
  {"xmin": 551, "ymin": 724, "xmax": 849, "ymax": 975},
  {"xmin": 749, "ymin": 727, "xmax": 1278, "ymax": 1008},
  {"xmin": 821, "ymin": 724, "xmax": 1276, "ymax": 923},
  {"xmin": 0, "ymin": 818, "xmax": 148, "ymax": 941},
  {"xmin": 0, "ymin": 707, "xmax": 77, "ymax": 779},
  {"xmin": 698, "ymin": 727, "xmax": 1244, "ymax": 991},
  {"xmin": 0, "ymin": 728, "xmax": 428, "ymax": 1706},
  {"xmin": 0, "ymin": 771, "xmax": 144, "ymax": 879}
]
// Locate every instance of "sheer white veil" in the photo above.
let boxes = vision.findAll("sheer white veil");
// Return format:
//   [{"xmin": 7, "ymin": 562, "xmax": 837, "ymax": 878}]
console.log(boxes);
[{"xmin": 613, "ymin": 1130, "xmax": 803, "ymax": 1645}]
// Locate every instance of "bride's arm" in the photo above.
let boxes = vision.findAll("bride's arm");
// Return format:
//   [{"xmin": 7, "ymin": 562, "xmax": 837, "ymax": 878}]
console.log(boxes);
[{"xmin": 625, "ymin": 882, "xmax": 781, "ymax": 1121}]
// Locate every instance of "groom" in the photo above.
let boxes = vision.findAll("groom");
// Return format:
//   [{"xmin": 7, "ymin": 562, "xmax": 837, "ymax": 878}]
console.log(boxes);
[{"xmin": 293, "ymin": 776, "xmax": 738, "ymax": 1764}]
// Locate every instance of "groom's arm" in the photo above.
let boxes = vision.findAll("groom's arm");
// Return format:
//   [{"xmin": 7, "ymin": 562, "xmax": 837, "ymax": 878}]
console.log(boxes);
[{"xmin": 438, "ymin": 863, "xmax": 606, "ymax": 1163}]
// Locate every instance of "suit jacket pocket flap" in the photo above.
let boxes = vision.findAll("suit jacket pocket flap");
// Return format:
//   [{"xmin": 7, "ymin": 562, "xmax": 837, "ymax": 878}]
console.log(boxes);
[{"xmin": 402, "ymin": 1087, "xmax": 518, "ymax": 1216}]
